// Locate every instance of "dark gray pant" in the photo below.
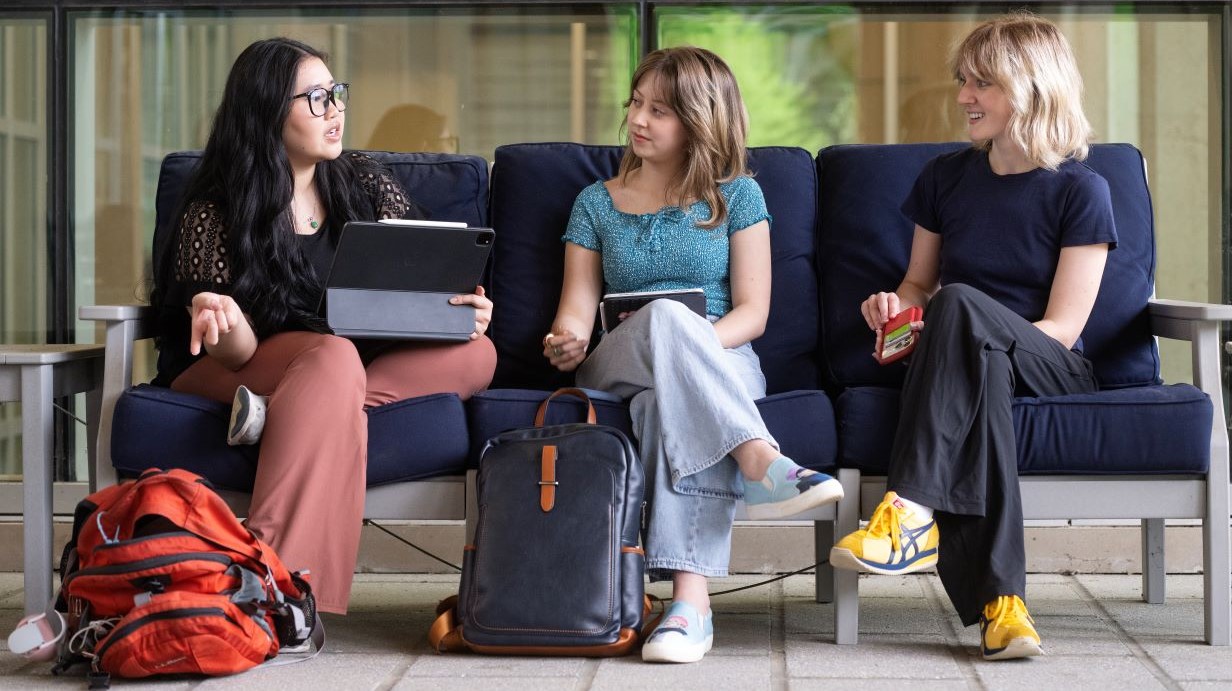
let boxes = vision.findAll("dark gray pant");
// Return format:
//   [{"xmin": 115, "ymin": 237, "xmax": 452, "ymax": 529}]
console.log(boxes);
[{"xmin": 888, "ymin": 284, "xmax": 1097, "ymax": 625}]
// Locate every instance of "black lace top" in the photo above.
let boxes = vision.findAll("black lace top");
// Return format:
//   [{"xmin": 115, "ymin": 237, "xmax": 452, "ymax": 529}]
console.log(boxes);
[
  {"xmin": 173, "ymin": 154, "xmax": 414, "ymax": 291},
  {"xmin": 154, "ymin": 153, "xmax": 421, "ymax": 385}
]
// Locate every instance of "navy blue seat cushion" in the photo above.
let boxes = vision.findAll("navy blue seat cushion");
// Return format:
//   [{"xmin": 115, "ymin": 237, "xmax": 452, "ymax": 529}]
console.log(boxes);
[
  {"xmin": 836, "ymin": 384, "xmax": 1210, "ymax": 475},
  {"xmin": 816, "ymin": 143, "xmax": 1159, "ymax": 392},
  {"xmin": 467, "ymin": 388, "xmax": 838, "ymax": 472},
  {"xmin": 112, "ymin": 384, "xmax": 470, "ymax": 491},
  {"xmin": 111, "ymin": 385, "xmax": 258, "ymax": 491},
  {"xmin": 365, "ymin": 392, "xmax": 470, "ymax": 483},
  {"xmin": 488, "ymin": 143, "xmax": 822, "ymax": 394}
]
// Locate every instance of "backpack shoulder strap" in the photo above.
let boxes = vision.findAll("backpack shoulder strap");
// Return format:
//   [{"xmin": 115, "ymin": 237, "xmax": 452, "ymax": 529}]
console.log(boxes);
[
  {"xmin": 257, "ymin": 617, "xmax": 326, "ymax": 668},
  {"xmin": 642, "ymin": 594, "xmax": 666, "ymax": 640}
]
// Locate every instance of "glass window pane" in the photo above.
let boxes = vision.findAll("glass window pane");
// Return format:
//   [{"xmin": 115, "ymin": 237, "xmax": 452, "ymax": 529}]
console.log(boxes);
[
  {"xmin": 657, "ymin": 5, "xmax": 1223, "ymax": 386},
  {"xmin": 0, "ymin": 20, "xmax": 48, "ymax": 478},
  {"xmin": 71, "ymin": 7, "xmax": 639, "ymax": 390},
  {"xmin": 62, "ymin": 5, "xmax": 1230, "ymax": 414}
]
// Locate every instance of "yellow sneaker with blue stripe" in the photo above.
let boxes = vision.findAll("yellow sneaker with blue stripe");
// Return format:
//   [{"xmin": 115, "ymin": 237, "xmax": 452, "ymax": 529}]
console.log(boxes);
[
  {"xmin": 980, "ymin": 595, "xmax": 1043, "ymax": 660},
  {"xmin": 829, "ymin": 491, "xmax": 938, "ymax": 574}
]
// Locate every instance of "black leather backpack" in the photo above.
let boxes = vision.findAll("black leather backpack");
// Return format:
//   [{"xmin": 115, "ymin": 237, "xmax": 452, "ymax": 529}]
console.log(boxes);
[{"xmin": 430, "ymin": 388, "xmax": 648, "ymax": 655}]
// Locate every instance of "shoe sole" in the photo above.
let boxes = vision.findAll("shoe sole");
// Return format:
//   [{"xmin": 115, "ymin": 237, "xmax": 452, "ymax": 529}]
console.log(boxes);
[
  {"xmin": 983, "ymin": 636, "xmax": 1043, "ymax": 661},
  {"xmin": 641, "ymin": 634, "xmax": 714, "ymax": 663},
  {"xmin": 227, "ymin": 386, "xmax": 260, "ymax": 446},
  {"xmin": 744, "ymin": 478, "xmax": 844, "ymax": 520},
  {"xmin": 828, "ymin": 546, "xmax": 938, "ymax": 575}
]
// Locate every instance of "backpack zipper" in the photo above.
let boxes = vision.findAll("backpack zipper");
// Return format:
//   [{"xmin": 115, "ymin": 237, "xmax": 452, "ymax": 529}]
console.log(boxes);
[
  {"xmin": 94, "ymin": 606, "xmax": 243, "ymax": 661},
  {"xmin": 64, "ymin": 552, "xmax": 233, "ymax": 586},
  {"xmin": 92, "ymin": 530, "xmax": 197, "ymax": 549}
]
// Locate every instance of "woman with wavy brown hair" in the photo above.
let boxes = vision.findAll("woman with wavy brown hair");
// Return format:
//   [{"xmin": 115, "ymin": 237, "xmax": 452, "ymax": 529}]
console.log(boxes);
[{"xmin": 543, "ymin": 46, "xmax": 843, "ymax": 663}]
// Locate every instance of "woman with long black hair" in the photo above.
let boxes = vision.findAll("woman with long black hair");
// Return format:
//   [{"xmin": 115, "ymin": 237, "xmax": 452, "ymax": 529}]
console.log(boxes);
[{"xmin": 151, "ymin": 37, "xmax": 496, "ymax": 614}]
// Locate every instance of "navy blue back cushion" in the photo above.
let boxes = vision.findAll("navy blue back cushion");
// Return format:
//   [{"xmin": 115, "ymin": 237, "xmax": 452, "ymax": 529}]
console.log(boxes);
[
  {"xmin": 816, "ymin": 143, "xmax": 965, "ymax": 390},
  {"xmin": 488, "ymin": 142, "xmax": 820, "ymax": 394},
  {"xmin": 487, "ymin": 144, "xmax": 624, "ymax": 391},
  {"xmin": 151, "ymin": 150, "xmax": 491, "ymax": 383},
  {"xmin": 749, "ymin": 147, "xmax": 822, "ymax": 394},
  {"xmin": 816, "ymin": 142, "xmax": 1158, "ymax": 391},
  {"xmin": 1076, "ymin": 144, "xmax": 1159, "ymax": 388}
]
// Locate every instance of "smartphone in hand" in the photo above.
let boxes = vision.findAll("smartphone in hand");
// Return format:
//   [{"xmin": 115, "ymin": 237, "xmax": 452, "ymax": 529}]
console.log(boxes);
[{"xmin": 875, "ymin": 306, "xmax": 923, "ymax": 365}]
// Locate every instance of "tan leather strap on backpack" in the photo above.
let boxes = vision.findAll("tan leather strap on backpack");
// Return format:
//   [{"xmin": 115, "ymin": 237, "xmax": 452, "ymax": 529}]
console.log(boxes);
[
  {"xmin": 641, "ymin": 594, "xmax": 667, "ymax": 640},
  {"xmin": 540, "ymin": 446, "xmax": 558, "ymax": 512},
  {"xmin": 534, "ymin": 388, "xmax": 597, "ymax": 427}
]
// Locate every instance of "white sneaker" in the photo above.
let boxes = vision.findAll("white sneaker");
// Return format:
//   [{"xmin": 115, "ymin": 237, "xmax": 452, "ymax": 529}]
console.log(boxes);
[{"xmin": 227, "ymin": 385, "xmax": 268, "ymax": 446}]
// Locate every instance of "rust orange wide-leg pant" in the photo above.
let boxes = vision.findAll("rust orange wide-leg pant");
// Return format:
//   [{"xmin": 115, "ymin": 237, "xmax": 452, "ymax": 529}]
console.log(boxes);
[{"xmin": 171, "ymin": 331, "xmax": 496, "ymax": 613}]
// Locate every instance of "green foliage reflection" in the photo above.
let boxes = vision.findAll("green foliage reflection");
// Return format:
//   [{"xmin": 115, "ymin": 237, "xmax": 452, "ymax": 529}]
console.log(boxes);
[{"xmin": 657, "ymin": 6, "xmax": 856, "ymax": 152}]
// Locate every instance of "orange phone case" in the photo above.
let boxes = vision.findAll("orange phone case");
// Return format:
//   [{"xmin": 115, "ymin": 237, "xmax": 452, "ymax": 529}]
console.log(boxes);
[{"xmin": 875, "ymin": 306, "xmax": 923, "ymax": 365}]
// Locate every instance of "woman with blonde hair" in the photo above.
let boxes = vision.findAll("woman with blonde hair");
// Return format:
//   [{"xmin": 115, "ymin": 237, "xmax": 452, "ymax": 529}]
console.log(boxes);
[
  {"xmin": 543, "ymin": 46, "xmax": 843, "ymax": 663},
  {"xmin": 830, "ymin": 13, "xmax": 1116, "ymax": 660}
]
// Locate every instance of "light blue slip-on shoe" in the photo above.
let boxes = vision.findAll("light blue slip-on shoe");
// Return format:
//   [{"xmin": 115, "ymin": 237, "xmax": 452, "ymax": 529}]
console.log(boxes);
[
  {"xmin": 742, "ymin": 456, "xmax": 844, "ymax": 520},
  {"xmin": 641, "ymin": 600, "xmax": 714, "ymax": 663}
]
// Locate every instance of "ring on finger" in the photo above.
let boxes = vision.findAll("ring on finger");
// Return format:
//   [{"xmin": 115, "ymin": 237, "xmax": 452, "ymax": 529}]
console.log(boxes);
[{"xmin": 552, "ymin": 346, "xmax": 562, "ymax": 357}]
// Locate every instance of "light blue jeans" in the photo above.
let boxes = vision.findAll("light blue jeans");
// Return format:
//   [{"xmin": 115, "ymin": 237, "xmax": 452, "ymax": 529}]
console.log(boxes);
[{"xmin": 576, "ymin": 300, "xmax": 778, "ymax": 580}]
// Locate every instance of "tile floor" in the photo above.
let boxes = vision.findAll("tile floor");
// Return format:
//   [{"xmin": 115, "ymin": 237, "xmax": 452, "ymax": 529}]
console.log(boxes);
[{"xmin": 2, "ymin": 572, "xmax": 1230, "ymax": 689}]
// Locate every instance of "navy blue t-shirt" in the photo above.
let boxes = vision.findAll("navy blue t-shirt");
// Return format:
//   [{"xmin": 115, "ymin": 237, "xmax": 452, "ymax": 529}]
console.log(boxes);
[{"xmin": 901, "ymin": 147, "xmax": 1118, "ymax": 326}]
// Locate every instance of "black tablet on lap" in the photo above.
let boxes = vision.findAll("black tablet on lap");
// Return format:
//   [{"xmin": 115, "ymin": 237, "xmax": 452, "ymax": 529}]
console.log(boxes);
[{"xmin": 323, "ymin": 220, "xmax": 494, "ymax": 341}]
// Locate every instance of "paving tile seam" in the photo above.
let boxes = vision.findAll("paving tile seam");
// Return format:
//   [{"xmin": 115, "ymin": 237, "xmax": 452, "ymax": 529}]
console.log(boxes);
[
  {"xmin": 919, "ymin": 574, "xmax": 987, "ymax": 691},
  {"xmin": 575, "ymin": 657, "xmax": 600, "ymax": 690},
  {"xmin": 770, "ymin": 580, "xmax": 790, "ymax": 691},
  {"xmin": 400, "ymin": 655, "xmax": 442, "ymax": 681},
  {"xmin": 378, "ymin": 658, "xmax": 417, "ymax": 690},
  {"xmin": 1066, "ymin": 574, "xmax": 1183, "ymax": 691}
]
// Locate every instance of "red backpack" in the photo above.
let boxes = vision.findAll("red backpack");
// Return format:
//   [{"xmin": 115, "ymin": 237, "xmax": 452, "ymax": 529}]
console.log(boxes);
[{"xmin": 44, "ymin": 469, "xmax": 318, "ymax": 686}]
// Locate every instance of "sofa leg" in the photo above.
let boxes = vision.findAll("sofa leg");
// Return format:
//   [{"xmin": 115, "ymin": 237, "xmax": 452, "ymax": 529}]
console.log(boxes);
[
  {"xmin": 815, "ymin": 519, "xmax": 834, "ymax": 603},
  {"xmin": 464, "ymin": 469, "xmax": 479, "ymax": 545},
  {"xmin": 1202, "ymin": 492, "xmax": 1231, "ymax": 645},
  {"xmin": 834, "ymin": 468, "xmax": 860, "ymax": 645},
  {"xmin": 1141, "ymin": 518, "xmax": 1165, "ymax": 604}
]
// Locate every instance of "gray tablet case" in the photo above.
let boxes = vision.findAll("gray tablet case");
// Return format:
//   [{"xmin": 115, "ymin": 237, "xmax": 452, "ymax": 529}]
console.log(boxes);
[{"xmin": 324, "ymin": 221, "xmax": 494, "ymax": 341}]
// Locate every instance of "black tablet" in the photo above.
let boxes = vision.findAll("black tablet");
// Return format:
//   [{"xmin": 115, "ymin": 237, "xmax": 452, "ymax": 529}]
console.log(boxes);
[{"xmin": 323, "ymin": 220, "xmax": 494, "ymax": 341}]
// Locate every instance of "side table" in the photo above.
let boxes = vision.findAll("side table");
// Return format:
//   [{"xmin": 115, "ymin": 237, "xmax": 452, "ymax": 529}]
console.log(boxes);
[{"xmin": 0, "ymin": 344, "xmax": 104, "ymax": 614}]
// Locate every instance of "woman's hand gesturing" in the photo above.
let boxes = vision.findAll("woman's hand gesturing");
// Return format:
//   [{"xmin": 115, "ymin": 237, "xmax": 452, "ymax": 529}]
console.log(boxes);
[{"xmin": 189, "ymin": 292, "xmax": 244, "ymax": 355}]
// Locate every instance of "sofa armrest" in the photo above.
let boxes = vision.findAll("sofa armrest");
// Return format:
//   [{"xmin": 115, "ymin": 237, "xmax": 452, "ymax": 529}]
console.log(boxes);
[
  {"xmin": 78, "ymin": 304, "xmax": 157, "ymax": 489},
  {"xmin": 1148, "ymin": 297, "xmax": 1231, "ymax": 491},
  {"xmin": 1149, "ymin": 298, "xmax": 1232, "ymax": 327}
]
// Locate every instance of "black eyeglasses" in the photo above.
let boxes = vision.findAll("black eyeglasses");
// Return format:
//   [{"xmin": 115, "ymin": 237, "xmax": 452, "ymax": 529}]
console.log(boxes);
[{"xmin": 289, "ymin": 83, "xmax": 349, "ymax": 117}]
